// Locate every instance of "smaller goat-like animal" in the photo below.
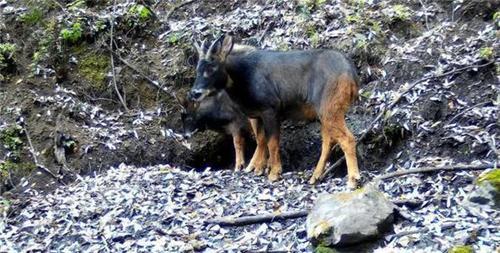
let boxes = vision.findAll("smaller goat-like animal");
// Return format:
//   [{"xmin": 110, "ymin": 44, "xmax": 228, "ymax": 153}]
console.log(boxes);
[{"xmin": 178, "ymin": 91, "xmax": 249, "ymax": 171}]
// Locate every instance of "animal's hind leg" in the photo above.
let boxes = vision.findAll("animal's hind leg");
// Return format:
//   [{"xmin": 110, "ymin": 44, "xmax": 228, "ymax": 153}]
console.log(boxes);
[
  {"xmin": 329, "ymin": 115, "xmax": 360, "ymax": 189},
  {"xmin": 318, "ymin": 73, "xmax": 360, "ymax": 188},
  {"xmin": 245, "ymin": 118, "xmax": 268, "ymax": 175},
  {"xmin": 309, "ymin": 124, "xmax": 335, "ymax": 184}
]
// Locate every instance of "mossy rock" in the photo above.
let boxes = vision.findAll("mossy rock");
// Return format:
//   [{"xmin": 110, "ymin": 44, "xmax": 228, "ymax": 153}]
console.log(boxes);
[
  {"xmin": 448, "ymin": 245, "xmax": 474, "ymax": 253},
  {"xmin": 315, "ymin": 244, "xmax": 338, "ymax": 253},
  {"xmin": 469, "ymin": 168, "xmax": 500, "ymax": 208},
  {"xmin": 477, "ymin": 168, "xmax": 500, "ymax": 192}
]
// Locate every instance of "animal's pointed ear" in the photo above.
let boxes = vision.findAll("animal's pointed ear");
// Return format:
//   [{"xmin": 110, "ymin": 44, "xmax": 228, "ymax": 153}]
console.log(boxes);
[
  {"xmin": 207, "ymin": 34, "xmax": 225, "ymax": 59},
  {"xmin": 220, "ymin": 35, "xmax": 234, "ymax": 60},
  {"xmin": 207, "ymin": 34, "xmax": 233, "ymax": 60}
]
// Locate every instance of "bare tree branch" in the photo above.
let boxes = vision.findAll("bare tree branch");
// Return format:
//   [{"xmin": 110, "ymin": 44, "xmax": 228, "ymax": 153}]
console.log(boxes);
[{"xmin": 109, "ymin": 0, "xmax": 129, "ymax": 113}]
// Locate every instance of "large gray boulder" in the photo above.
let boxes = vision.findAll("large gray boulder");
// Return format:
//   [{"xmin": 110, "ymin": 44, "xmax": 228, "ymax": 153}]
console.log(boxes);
[{"xmin": 306, "ymin": 184, "xmax": 395, "ymax": 247}]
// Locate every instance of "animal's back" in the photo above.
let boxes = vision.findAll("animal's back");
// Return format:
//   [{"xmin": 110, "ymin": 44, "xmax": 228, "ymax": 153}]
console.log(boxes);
[{"xmin": 226, "ymin": 49, "xmax": 358, "ymax": 114}]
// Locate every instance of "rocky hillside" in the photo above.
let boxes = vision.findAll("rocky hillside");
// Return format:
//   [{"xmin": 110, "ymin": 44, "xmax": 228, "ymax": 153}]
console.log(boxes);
[{"xmin": 0, "ymin": 0, "xmax": 499, "ymax": 251}]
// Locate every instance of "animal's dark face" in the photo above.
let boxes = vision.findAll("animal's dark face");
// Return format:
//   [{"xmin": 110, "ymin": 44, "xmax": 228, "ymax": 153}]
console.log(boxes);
[
  {"xmin": 178, "ymin": 96, "xmax": 201, "ymax": 137},
  {"xmin": 180, "ymin": 109, "xmax": 198, "ymax": 137},
  {"xmin": 189, "ymin": 35, "xmax": 234, "ymax": 101}
]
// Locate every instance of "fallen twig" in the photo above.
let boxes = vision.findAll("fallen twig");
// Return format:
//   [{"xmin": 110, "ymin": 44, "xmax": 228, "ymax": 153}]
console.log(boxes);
[
  {"xmin": 205, "ymin": 210, "xmax": 308, "ymax": 226},
  {"xmin": 387, "ymin": 222, "xmax": 456, "ymax": 242},
  {"xmin": 447, "ymin": 100, "xmax": 492, "ymax": 124},
  {"xmin": 320, "ymin": 60, "xmax": 495, "ymax": 181},
  {"xmin": 374, "ymin": 163, "xmax": 494, "ymax": 182},
  {"xmin": 109, "ymin": 0, "xmax": 129, "ymax": 113}
]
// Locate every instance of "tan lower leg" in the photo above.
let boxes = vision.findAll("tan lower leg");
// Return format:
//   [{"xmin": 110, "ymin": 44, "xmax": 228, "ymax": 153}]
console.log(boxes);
[
  {"xmin": 267, "ymin": 135, "xmax": 282, "ymax": 181},
  {"xmin": 233, "ymin": 133, "xmax": 245, "ymax": 171},
  {"xmin": 337, "ymin": 130, "xmax": 360, "ymax": 188},
  {"xmin": 310, "ymin": 128, "xmax": 333, "ymax": 184},
  {"xmin": 245, "ymin": 119, "xmax": 267, "ymax": 174}
]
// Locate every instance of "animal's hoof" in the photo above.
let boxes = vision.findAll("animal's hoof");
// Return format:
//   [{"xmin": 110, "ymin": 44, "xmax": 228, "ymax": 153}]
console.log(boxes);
[
  {"xmin": 308, "ymin": 176, "xmax": 318, "ymax": 185},
  {"xmin": 244, "ymin": 165, "xmax": 254, "ymax": 173},
  {"xmin": 268, "ymin": 173, "xmax": 280, "ymax": 182},
  {"xmin": 234, "ymin": 163, "xmax": 245, "ymax": 172},
  {"xmin": 254, "ymin": 169, "xmax": 264, "ymax": 176},
  {"xmin": 347, "ymin": 179, "xmax": 358, "ymax": 190}
]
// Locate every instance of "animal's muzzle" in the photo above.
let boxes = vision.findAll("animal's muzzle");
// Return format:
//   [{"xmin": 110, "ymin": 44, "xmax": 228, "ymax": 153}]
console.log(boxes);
[
  {"xmin": 189, "ymin": 89, "xmax": 203, "ymax": 101},
  {"xmin": 189, "ymin": 89, "xmax": 212, "ymax": 101}
]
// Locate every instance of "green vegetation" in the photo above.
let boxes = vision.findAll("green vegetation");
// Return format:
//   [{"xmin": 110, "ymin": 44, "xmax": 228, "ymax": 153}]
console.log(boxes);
[
  {"xmin": 297, "ymin": 0, "xmax": 327, "ymax": 14},
  {"xmin": 315, "ymin": 244, "xmax": 337, "ymax": 253},
  {"xmin": 309, "ymin": 32, "xmax": 320, "ymax": 48},
  {"xmin": 448, "ymin": 245, "xmax": 474, "ymax": 253},
  {"xmin": 95, "ymin": 19, "xmax": 107, "ymax": 32},
  {"xmin": 382, "ymin": 4, "xmax": 412, "ymax": 22},
  {"xmin": 60, "ymin": 22, "xmax": 83, "ymax": 43},
  {"xmin": 128, "ymin": 4, "xmax": 153, "ymax": 22},
  {"xmin": 477, "ymin": 169, "xmax": 500, "ymax": 191},
  {"xmin": 67, "ymin": 0, "xmax": 86, "ymax": 11},
  {"xmin": 0, "ymin": 43, "xmax": 16, "ymax": 69},
  {"xmin": 0, "ymin": 161, "xmax": 36, "ymax": 179},
  {"xmin": 478, "ymin": 47, "xmax": 494, "ymax": 60},
  {"xmin": 493, "ymin": 11, "xmax": 500, "ymax": 26},
  {"xmin": 31, "ymin": 18, "xmax": 57, "ymax": 69},
  {"xmin": 167, "ymin": 32, "xmax": 182, "ymax": 45},
  {"xmin": 0, "ymin": 125, "xmax": 23, "ymax": 153},
  {"xmin": 305, "ymin": 24, "xmax": 321, "ymax": 48},
  {"xmin": 78, "ymin": 52, "xmax": 110, "ymax": 90},
  {"xmin": 19, "ymin": 7, "xmax": 43, "ymax": 25},
  {"xmin": 392, "ymin": 4, "xmax": 411, "ymax": 21}
]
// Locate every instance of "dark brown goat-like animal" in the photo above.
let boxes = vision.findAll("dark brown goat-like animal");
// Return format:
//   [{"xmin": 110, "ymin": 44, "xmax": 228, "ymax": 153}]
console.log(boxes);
[
  {"xmin": 178, "ymin": 91, "xmax": 249, "ymax": 172},
  {"xmin": 189, "ymin": 35, "xmax": 360, "ymax": 188}
]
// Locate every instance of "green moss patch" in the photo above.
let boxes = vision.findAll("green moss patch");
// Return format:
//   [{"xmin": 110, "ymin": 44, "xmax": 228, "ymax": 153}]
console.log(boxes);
[
  {"xmin": 478, "ymin": 47, "xmax": 494, "ymax": 60},
  {"xmin": 448, "ymin": 245, "xmax": 474, "ymax": 253},
  {"xmin": 0, "ymin": 161, "xmax": 36, "ymax": 179},
  {"xmin": 315, "ymin": 244, "xmax": 338, "ymax": 253},
  {"xmin": 19, "ymin": 7, "xmax": 44, "ymax": 25},
  {"xmin": 477, "ymin": 168, "xmax": 500, "ymax": 192},
  {"xmin": 78, "ymin": 52, "xmax": 110, "ymax": 91}
]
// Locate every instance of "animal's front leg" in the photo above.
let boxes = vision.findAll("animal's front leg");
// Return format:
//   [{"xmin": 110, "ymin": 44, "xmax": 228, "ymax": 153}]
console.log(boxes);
[
  {"xmin": 245, "ymin": 118, "xmax": 268, "ymax": 175},
  {"xmin": 232, "ymin": 131, "xmax": 245, "ymax": 172},
  {"xmin": 262, "ymin": 112, "xmax": 282, "ymax": 182}
]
